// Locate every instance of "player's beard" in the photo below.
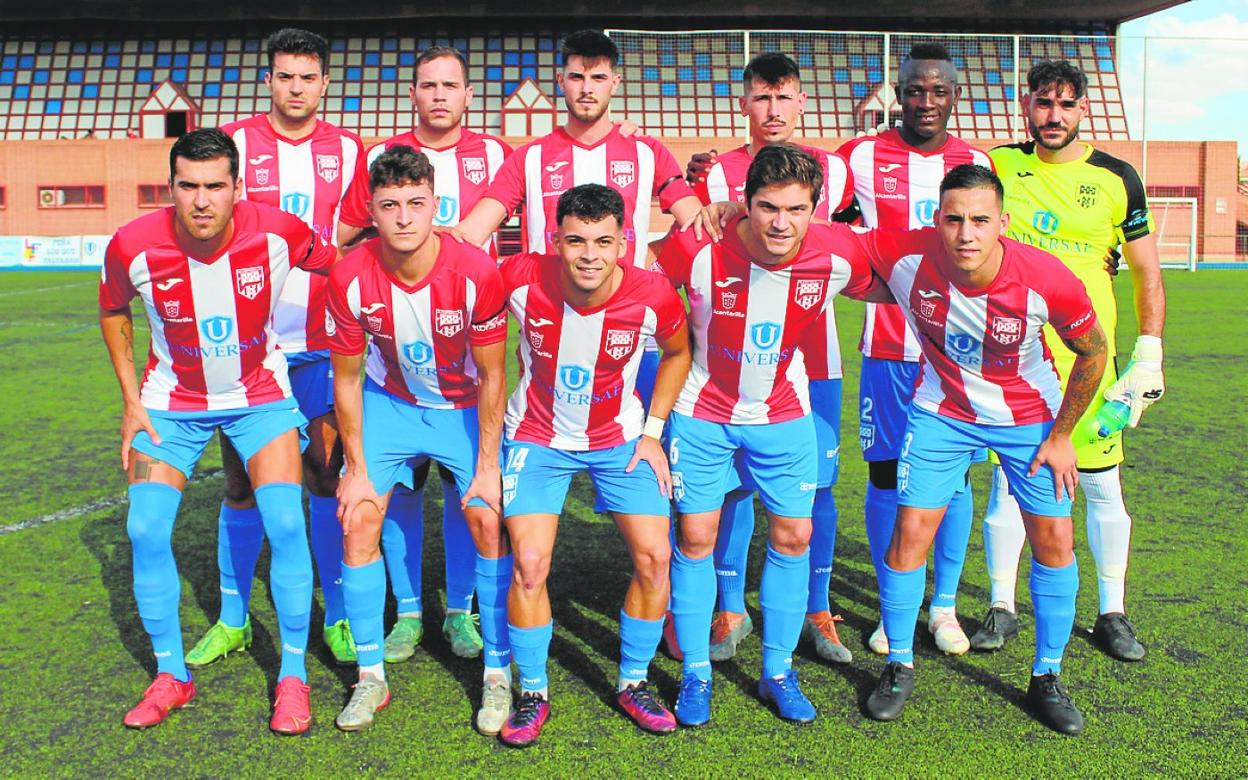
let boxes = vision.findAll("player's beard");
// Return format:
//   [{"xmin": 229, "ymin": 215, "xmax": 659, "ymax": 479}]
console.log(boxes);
[
  {"xmin": 1031, "ymin": 119, "xmax": 1079, "ymax": 152},
  {"xmin": 568, "ymin": 98, "xmax": 610, "ymax": 124}
]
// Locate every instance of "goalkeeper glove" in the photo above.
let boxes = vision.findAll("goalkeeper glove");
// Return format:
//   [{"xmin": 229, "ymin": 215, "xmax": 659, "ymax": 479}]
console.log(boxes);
[{"xmin": 1104, "ymin": 335, "xmax": 1164, "ymax": 428}]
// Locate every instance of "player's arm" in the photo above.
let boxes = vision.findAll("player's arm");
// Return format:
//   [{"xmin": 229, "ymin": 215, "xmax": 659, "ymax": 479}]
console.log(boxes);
[
  {"xmin": 99, "ymin": 303, "xmax": 160, "ymax": 470},
  {"xmin": 336, "ymin": 222, "xmax": 366, "ymax": 251},
  {"xmin": 331, "ymin": 349, "xmax": 380, "ymax": 533},
  {"xmin": 1105, "ymin": 232, "xmax": 1167, "ymax": 426},
  {"xmin": 1029, "ymin": 321, "xmax": 1108, "ymax": 499},
  {"xmin": 627, "ymin": 321, "xmax": 692, "ymax": 498},
  {"xmin": 462, "ymin": 338, "xmax": 506, "ymax": 514},
  {"xmin": 448, "ymin": 197, "xmax": 509, "ymax": 247}
]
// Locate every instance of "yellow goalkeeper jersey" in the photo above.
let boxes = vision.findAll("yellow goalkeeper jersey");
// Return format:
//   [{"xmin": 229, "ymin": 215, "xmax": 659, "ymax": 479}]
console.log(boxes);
[{"xmin": 988, "ymin": 141, "xmax": 1154, "ymax": 358}]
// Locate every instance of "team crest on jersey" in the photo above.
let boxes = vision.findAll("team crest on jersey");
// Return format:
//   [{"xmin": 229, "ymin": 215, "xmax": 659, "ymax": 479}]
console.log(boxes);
[
  {"xmin": 367, "ymin": 314, "xmax": 383, "ymax": 332},
  {"xmin": 316, "ymin": 154, "xmax": 340, "ymax": 184},
  {"xmin": 235, "ymin": 266, "xmax": 265, "ymax": 300},
  {"xmin": 162, "ymin": 300, "xmax": 180, "ymax": 319},
  {"xmin": 604, "ymin": 329, "xmax": 637, "ymax": 360},
  {"xmin": 528, "ymin": 329, "xmax": 544, "ymax": 350},
  {"xmin": 720, "ymin": 291, "xmax": 738, "ymax": 309},
  {"xmin": 254, "ymin": 167, "xmax": 270, "ymax": 186},
  {"xmin": 549, "ymin": 172, "xmax": 565, "ymax": 190},
  {"xmin": 750, "ymin": 321, "xmax": 781, "ymax": 350},
  {"xmin": 610, "ymin": 160, "xmax": 635, "ymax": 188},
  {"xmin": 794, "ymin": 279, "xmax": 825, "ymax": 310},
  {"xmin": 324, "ymin": 309, "xmax": 337, "ymax": 338},
  {"xmin": 462, "ymin": 157, "xmax": 488, "ymax": 185},
  {"xmin": 435, "ymin": 308, "xmax": 464, "ymax": 338},
  {"xmin": 882, "ymin": 176, "xmax": 898, "ymax": 194},
  {"xmin": 1077, "ymin": 183, "xmax": 1099, "ymax": 209},
  {"xmin": 403, "ymin": 341, "xmax": 434, "ymax": 365},
  {"xmin": 920, "ymin": 299, "xmax": 937, "ymax": 320},
  {"xmin": 991, "ymin": 316, "xmax": 1023, "ymax": 345}
]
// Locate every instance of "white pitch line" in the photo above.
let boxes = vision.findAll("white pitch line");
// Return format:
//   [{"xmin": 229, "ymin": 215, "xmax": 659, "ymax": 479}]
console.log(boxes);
[
  {"xmin": 0, "ymin": 469, "xmax": 223, "ymax": 535},
  {"xmin": 0, "ymin": 280, "xmax": 97, "ymax": 299}
]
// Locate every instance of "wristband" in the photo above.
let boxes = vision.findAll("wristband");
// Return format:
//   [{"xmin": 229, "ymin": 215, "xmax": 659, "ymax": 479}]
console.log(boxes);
[
  {"xmin": 1132, "ymin": 335, "xmax": 1163, "ymax": 364},
  {"xmin": 643, "ymin": 415, "xmax": 667, "ymax": 440}
]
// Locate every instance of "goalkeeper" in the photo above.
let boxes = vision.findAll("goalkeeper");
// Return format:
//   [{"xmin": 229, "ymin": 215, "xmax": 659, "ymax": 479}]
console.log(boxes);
[{"xmin": 971, "ymin": 60, "xmax": 1167, "ymax": 662}]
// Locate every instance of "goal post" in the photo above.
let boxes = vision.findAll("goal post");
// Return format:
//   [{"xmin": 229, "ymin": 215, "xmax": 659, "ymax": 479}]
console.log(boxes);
[{"xmin": 1149, "ymin": 196, "xmax": 1198, "ymax": 271}]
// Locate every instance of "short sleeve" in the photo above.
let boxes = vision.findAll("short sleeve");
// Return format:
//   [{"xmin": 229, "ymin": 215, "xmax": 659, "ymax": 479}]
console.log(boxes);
[
  {"xmin": 326, "ymin": 261, "xmax": 366, "ymax": 355},
  {"xmin": 649, "ymin": 138, "xmax": 697, "ymax": 211},
  {"xmin": 284, "ymin": 210, "xmax": 336, "ymax": 272},
  {"xmin": 834, "ymin": 226, "xmax": 889, "ymax": 299},
  {"xmin": 98, "ymin": 234, "xmax": 137, "ymax": 310},
  {"xmin": 484, "ymin": 146, "xmax": 527, "ymax": 216},
  {"xmin": 337, "ymin": 144, "xmax": 376, "ymax": 228},
  {"xmin": 1115, "ymin": 163, "xmax": 1154, "ymax": 243},
  {"xmin": 1042, "ymin": 260, "xmax": 1098, "ymax": 342},
  {"xmin": 468, "ymin": 261, "xmax": 508, "ymax": 346},
  {"xmin": 652, "ymin": 279, "xmax": 688, "ymax": 341},
  {"xmin": 823, "ymin": 152, "xmax": 856, "ymax": 215},
  {"xmin": 653, "ymin": 226, "xmax": 698, "ymax": 289}
]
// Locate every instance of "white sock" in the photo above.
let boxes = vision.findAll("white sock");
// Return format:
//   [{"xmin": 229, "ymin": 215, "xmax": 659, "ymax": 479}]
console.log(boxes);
[
  {"xmin": 983, "ymin": 466, "xmax": 1026, "ymax": 613},
  {"xmin": 1081, "ymin": 466, "xmax": 1132, "ymax": 615},
  {"xmin": 522, "ymin": 686, "xmax": 548, "ymax": 700},
  {"xmin": 397, "ymin": 611, "xmax": 422, "ymax": 620},
  {"xmin": 485, "ymin": 666, "xmax": 512, "ymax": 684},
  {"xmin": 929, "ymin": 604, "xmax": 957, "ymax": 622},
  {"xmin": 360, "ymin": 663, "xmax": 385, "ymax": 681},
  {"xmin": 618, "ymin": 677, "xmax": 645, "ymax": 692},
  {"xmin": 446, "ymin": 608, "xmax": 470, "ymax": 615}
]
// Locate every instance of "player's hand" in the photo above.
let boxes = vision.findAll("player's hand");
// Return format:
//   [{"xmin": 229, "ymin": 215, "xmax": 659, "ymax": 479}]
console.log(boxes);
[
  {"xmin": 119, "ymin": 402, "xmax": 160, "ymax": 471},
  {"xmin": 627, "ymin": 435, "xmax": 672, "ymax": 499},
  {"xmin": 336, "ymin": 469, "xmax": 382, "ymax": 535},
  {"xmin": 685, "ymin": 150, "xmax": 717, "ymax": 185},
  {"xmin": 435, "ymin": 225, "xmax": 467, "ymax": 244},
  {"xmin": 462, "ymin": 463, "xmax": 503, "ymax": 515},
  {"xmin": 686, "ymin": 201, "xmax": 745, "ymax": 242},
  {"xmin": 616, "ymin": 119, "xmax": 642, "ymax": 137},
  {"xmin": 1104, "ymin": 337, "xmax": 1164, "ymax": 427},
  {"xmin": 1029, "ymin": 432, "xmax": 1079, "ymax": 502},
  {"xmin": 1102, "ymin": 247, "xmax": 1122, "ymax": 277}
]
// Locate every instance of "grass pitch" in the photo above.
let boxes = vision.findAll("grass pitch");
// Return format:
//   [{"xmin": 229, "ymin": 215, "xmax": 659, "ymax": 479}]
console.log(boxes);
[{"xmin": 0, "ymin": 269, "xmax": 1245, "ymax": 777}]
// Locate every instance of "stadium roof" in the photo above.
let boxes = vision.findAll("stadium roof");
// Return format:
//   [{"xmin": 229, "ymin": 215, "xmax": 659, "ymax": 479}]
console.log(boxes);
[{"xmin": 0, "ymin": 0, "xmax": 1187, "ymax": 26}]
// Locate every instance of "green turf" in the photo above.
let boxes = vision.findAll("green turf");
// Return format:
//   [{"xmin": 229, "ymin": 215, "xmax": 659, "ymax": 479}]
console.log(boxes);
[{"xmin": 1, "ymin": 269, "xmax": 1245, "ymax": 776}]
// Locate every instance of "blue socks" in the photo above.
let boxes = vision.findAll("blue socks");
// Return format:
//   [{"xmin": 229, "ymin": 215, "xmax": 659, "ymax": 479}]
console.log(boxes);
[
  {"xmin": 442, "ymin": 483, "xmax": 477, "ymax": 612},
  {"xmin": 931, "ymin": 483, "xmax": 974, "ymax": 610},
  {"xmin": 509, "ymin": 621, "xmax": 554, "ymax": 693},
  {"xmin": 475, "ymin": 553, "xmax": 513, "ymax": 671},
  {"xmin": 671, "ymin": 546, "xmax": 715, "ymax": 681},
  {"xmin": 619, "ymin": 610, "xmax": 664, "ymax": 685},
  {"xmin": 807, "ymin": 489, "xmax": 838, "ymax": 613},
  {"xmin": 342, "ymin": 557, "xmax": 388, "ymax": 668},
  {"xmin": 879, "ymin": 562, "xmax": 926, "ymax": 665},
  {"xmin": 760, "ymin": 545, "xmax": 809, "ymax": 678},
  {"xmin": 254, "ymin": 483, "xmax": 312, "ymax": 682},
  {"xmin": 308, "ymin": 494, "xmax": 345, "ymax": 626},
  {"xmin": 864, "ymin": 483, "xmax": 897, "ymax": 574},
  {"xmin": 381, "ymin": 485, "xmax": 424, "ymax": 615},
  {"xmin": 1030, "ymin": 558, "xmax": 1079, "ymax": 676},
  {"xmin": 216, "ymin": 502, "xmax": 263, "ymax": 628},
  {"xmin": 713, "ymin": 490, "xmax": 754, "ymax": 614},
  {"xmin": 127, "ymin": 483, "xmax": 189, "ymax": 682}
]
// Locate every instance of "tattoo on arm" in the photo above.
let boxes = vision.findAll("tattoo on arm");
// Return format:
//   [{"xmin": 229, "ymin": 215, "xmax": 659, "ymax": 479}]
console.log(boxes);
[
  {"xmin": 1054, "ymin": 325, "xmax": 1108, "ymax": 434},
  {"xmin": 121, "ymin": 318, "xmax": 134, "ymax": 364},
  {"xmin": 1063, "ymin": 325, "xmax": 1106, "ymax": 358}
]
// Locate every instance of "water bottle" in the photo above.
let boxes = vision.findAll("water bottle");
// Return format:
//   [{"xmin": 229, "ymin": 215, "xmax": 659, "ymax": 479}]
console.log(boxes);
[{"xmin": 1093, "ymin": 400, "xmax": 1132, "ymax": 438}]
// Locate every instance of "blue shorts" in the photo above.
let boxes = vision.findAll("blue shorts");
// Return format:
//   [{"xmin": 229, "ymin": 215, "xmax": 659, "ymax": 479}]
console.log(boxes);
[
  {"xmin": 810, "ymin": 378, "xmax": 842, "ymax": 488},
  {"xmin": 501, "ymin": 438, "xmax": 670, "ymax": 518},
  {"xmin": 668, "ymin": 413, "xmax": 817, "ymax": 518},
  {"xmin": 897, "ymin": 406, "xmax": 1071, "ymax": 517},
  {"xmin": 361, "ymin": 379, "xmax": 486, "ymax": 507},
  {"xmin": 859, "ymin": 356, "xmax": 919, "ymax": 462},
  {"xmin": 133, "ymin": 397, "xmax": 308, "ymax": 479},
  {"xmin": 287, "ymin": 349, "xmax": 334, "ymax": 423}
]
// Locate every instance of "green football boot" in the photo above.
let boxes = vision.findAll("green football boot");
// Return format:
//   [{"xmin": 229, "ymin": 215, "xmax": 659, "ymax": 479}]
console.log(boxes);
[
  {"xmin": 443, "ymin": 612, "xmax": 484, "ymax": 658},
  {"xmin": 383, "ymin": 617, "xmax": 425, "ymax": 663},
  {"xmin": 185, "ymin": 617, "xmax": 252, "ymax": 668},
  {"xmin": 323, "ymin": 619, "xmax": 358, "ymax": 666}
]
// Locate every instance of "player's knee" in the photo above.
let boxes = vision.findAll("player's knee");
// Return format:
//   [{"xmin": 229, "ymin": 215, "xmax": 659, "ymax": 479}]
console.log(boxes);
[
  {"xmin": 302, "ymin": 457, "xmax": 339, "ymax": 498},
  {"xmin": 632, "ymin": 544, "xmax": 671, "ymax": 589},
  {"xmin": 1028, "ymin": 523, "xmax": 1074, "ymax": 565},
  {"xmin": 466, "ymin": 509, "xmax": 504, "ymax": 552},
  {"xmin": 868, "ymin": 460, "xmax": 899, "ymax": 491},
  {"xmin": 223, "ymin": 473, "xmax": 256, "ymax": 506},
  {"xmin": 677, "ymin": 521, "xmax": 717, "ymax": 558},
  {"xmin": 126, "ymin": 504, "xmax": 173, "ymax": 554},
  {"xmin": 254, "ymin": 484, "xmax": 306, "ymax": 547},
  {"xmin": 512, "ymin": 547, "xmax": 551, "ymax": 592},
  {"xmin": 770, "ymin": 523, "xmax": 812, "ymax": 555}
]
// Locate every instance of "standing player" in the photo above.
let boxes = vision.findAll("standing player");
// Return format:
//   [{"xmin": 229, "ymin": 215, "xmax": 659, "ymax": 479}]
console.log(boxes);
[
  {"xmin": 858, "ymin": 165, "xmax": 1106, "ymax": 735},
  {"xmin": 971, "ymin": 60, "xmax": 1166, "ymax": 661},
  {"xmin": 99, "ymin": 129, "xmax": 336, "ymax": 733},
  {"xmin": 326, "ymin": 147, "xmax": 512, "ymax": 733},
  {"xmin": 836, "ymin": 42, "xmax": 992, "ymax": 656},
  {"xmin": 495, "ymin": 184, "xmax": 691, "ymax": 746},
  {"xmin": 186, "ymin": 28, "xmax": 365, "ymax": 669},
  {"xmin": 660, "ymin": 145, "xmax": 888, "ymax": 727},
  {"xmin": 336, "ymin": 46, "xmax": 513, "ymax": 666},
  {"xmin": 685, "ymin": 51, "xmax": 856, "ymax": 665}
]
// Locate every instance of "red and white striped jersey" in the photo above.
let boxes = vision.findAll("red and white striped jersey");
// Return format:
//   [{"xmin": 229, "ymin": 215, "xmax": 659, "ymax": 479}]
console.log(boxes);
[
  {"xmin": 99, "ymin": 200, "xmax": 337, "ymax": 412},
  {"xmin": 693, "ymin": 143, "xmax": 856, "ymax": 381},
  {"xmin": 861, "ymin": 229, "xmax": 1097, "ymax": 426},
  {"xmin": 501, "ymin": 254, "xmax": 687, "ymax": 451},
  {"xmin": 656, "ymin": 219, "xmax": 881, "ymax": 425},
  {"xmin": 338, "ymin": 129, "xmax": 512, "ymax": 254},
  {"xmin": 836, "ymin": 129, "xmax": 992, "ymax": 362},
  {"xmin": 325, "ymin": 237, "xmax": 507, "ymax": 410},
  {"xmin": 222, "ymin": 115, "xmax": 364, "ymax": 354},
  {"xmin": 486, "ymin": 126, "xmax": 696, "ymax": 268}
]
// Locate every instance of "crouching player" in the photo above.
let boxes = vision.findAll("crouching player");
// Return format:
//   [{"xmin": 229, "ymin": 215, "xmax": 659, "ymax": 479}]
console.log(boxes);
[
  {"xmin": 496, "ymin": 184, "xmax": 692, "ymax": 747},
  {"xmin": 657, "ymin": 144, "xmax": 889, "ymax": 726},
  {"xmin": 326, "ymin": 146, "xmax": 512, "ymax": 733},
  {"xmin": 856, "ymin": 165, "xmax": 1107, "ymax": 735},
  {"xmin": 99, "ymin": 128, "xmax": 337, "ymax": 733}
]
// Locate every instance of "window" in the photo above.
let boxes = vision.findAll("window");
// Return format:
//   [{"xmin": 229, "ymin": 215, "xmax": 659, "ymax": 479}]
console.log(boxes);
[
  {"xmin": 137, "ymin": 184, "xmax": 173, "ymax": 208},
  {"xmin": 38, "ymin": 185, "xmax": 105, "ymax": 209}
]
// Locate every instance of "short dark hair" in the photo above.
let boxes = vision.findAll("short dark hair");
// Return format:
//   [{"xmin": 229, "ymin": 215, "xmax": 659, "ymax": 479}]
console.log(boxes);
[
  {"xmin": 744, "ymin": 143, "xmax": 824, "ymax": 207},
  {"xmin": 169, "ymin": 128, "xmax": 238, "ymax": 181},
  {"xmin": 939, "ymin": 163, "xmax": 1003, "ymax": 204},
  {"xmin": 1027, "ymin": 60, "xmax": 1088, "ymax": 100},
  {"xmin": 742, "ymin": 52, "xmax": 800, "ymax": 87},
  {"xmin": 556, "ymin": 184, "xmax": 625, "ymax": 228},
  {"xmin": 907, "ymin": 41, "xmax": 952, "ymax": 62},
  {"xmin": 266, "ymin": 28, "xmax": 330, "ymax": 74},
  {"xmin": 368, "ymin": 145, "xmax": 435, "ymax": 192},
  {"xmin": 560, "ymin": 29, "xmax": 619, "ymax": 68},
  {"xmin": 414, "ymin": 45, "xmax": 469, "ymax": 83}
]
